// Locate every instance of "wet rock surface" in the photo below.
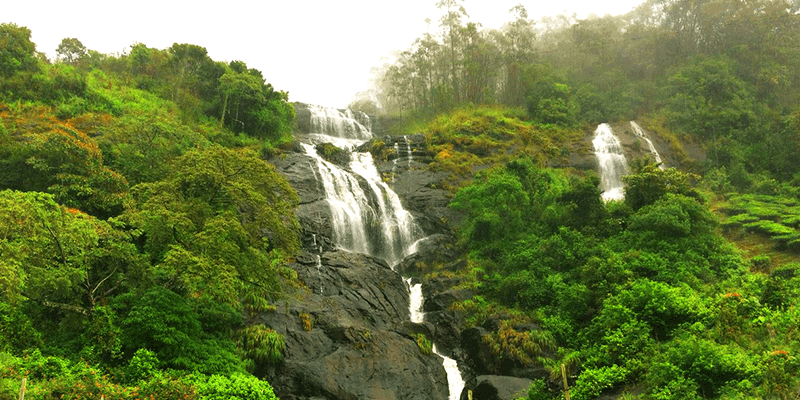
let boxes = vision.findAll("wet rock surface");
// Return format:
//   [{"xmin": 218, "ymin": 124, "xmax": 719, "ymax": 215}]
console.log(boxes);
[
  {"xmin": 267, "ymin": 130, "xmax": 459, "ymax": 399},
  {"xmin": 257, "ymin": 249, "xmax": 448, "ymax": 400}
]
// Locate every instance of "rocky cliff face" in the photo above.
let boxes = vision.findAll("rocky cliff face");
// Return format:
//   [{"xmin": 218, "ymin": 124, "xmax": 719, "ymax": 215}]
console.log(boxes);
[
  {"xmin": 268, "ymin": 113, "xmax": 687, "ymax": 399},
  {"xmin": 256, "ymin": 250, "xmax": 449, "ymax": 400},
  {"xmin": 266, "ymin": 133, "xmax": 459, "ymax": 400}
]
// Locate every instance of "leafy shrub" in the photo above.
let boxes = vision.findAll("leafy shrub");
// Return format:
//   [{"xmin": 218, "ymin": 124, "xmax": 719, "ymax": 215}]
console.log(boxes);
[
  {"xmin": 660, "ymin": 335, "xmax": 758, "ymax": 398},
  {"xmin": 236, "ymin": 325, "xmax": 286, "ymax": 368},
  {"xmin": 125, "ymin": 348, "xmax": 160, "ymax": 383},
  {"xmin": 299, "ymin": 312, "xmax": 313, "ymax": 332},
  {"xmin": 315, "ymin": 142, "xmax": 350, "ymax": 165},
  {"xmin": 55, "ymin": 96, "xmax": 88, "ymax": 119},
  {"xmin": 119, "ymin": 287, "xmax": 244, "ymax": 375},
  {"xmin": 415, "ymin": 333, "xmax": 432, "ymax": 355},
  {"xmin": 0, "ymin": 302, "xmax": 41, "ymax": 354},
  {"xmin": 521, "ymin": 378, "xmax": 552, "ymax": 400},
  {"xmin": 571, "ymin": 365, "xmax": 629, "ymax": 400},
  {"xmin": 591, "ymin": 280, "xmax": 707, "ymax": 341},
  {"xmin": 185, "ymin": 372, "xmax": 278, "ymax": 400}
]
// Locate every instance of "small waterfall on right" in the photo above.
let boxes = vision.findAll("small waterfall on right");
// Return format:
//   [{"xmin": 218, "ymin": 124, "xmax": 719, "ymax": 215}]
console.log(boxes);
[
  {"xmin": 630, "ymin": 121, "xmax": 665, "ymax": 169},
  {"xmin": 407, "ymin": 278, "xmax": 465, "ymax": 400},
  {"xmin": 593, "ymin": 123, "xmax": 628, "ymax": 201}
]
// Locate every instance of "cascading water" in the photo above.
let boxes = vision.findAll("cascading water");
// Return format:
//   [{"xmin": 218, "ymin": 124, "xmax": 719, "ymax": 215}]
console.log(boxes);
[
  {"xmin": 302, "ymin": 143, "xmax": 372, "ymax": 255},
  {"xmin": 350, "ymin": 152, "xmax": 419, "ymax": 265},
  {"xmin": 307, "ymin": 104, "xmax": 372, "ymax": 140},
  {"xmin": 630, "ymin": 121, "xmax": 665, "ymax": 169},
  {"xmin": 304, "ymin": 105, "xmax": 465, "ymax": 399},
  {"xmin": 406, "ymin": 278, "xmax": 465, "ymax": 400},
  {"xmin": 316, "ymin": 255, "xmax": 323, "ymax": 295},
  {"xmin": 391, "ymin": 136, "xmax": 414, "ymax": 182},
  {"xmin": 407, "ymin": 278, "xmax": 425, "ymax": 324},
  {"xmin": 593, "ymin": 123, "xmax": 628, "ymax": 201}
]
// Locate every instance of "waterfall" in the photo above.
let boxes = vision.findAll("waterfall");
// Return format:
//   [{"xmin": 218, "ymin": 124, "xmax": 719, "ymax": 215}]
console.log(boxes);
[
  {"xmin": 433, "ymin": 344, "xmax": 466, "ymax": 400},
  {"xmin": 316, "ymin": 255, "xmax": 323, "ymax": 295},
  {"xmin": 407, "ymin": 278, "xmax": 465, "ymax": 400},
  {"xmin": 407, "ymin": 278, "xmax": 425, "ymax": 324},
  {"xmin": 307, "ymin": 104, "xmax": 372, "ymax": 140},
  {"xmin": 303, "ymin": 104, "xmax": 464, "ymax": 399},
  {"xmin": 593, "ymin": 123, "xmax": 628, "ymax": 201},
  {"xmin": 630, "ymin": 121, "xmax": 665, "ymax": 169},
  {"xmin": 350, "ymin": 152, "xmax": 419, "ymax": 265},
  {"xmin": 302, "ymin": 143, "xmax": 372, "ymax": 255}
]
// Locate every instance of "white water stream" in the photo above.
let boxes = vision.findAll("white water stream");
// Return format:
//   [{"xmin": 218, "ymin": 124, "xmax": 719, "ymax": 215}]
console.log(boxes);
[
  {"xmin": 306, "ymin": 104, "xmax": 372, "ymax": 140},
  {"xmin": 407, "ymin": 278, "xmax": 466, "ymax": 400},
  {"xmin": 305, "ymin": 105, "xmax": 465, "ymax": 399},
  {"xmin": 593, "ymin": 123, "xmax": 628, "ymax": 201},
  {"xmin": 630, "ymin": 121, "xmax": 665, "ymax": 169}
]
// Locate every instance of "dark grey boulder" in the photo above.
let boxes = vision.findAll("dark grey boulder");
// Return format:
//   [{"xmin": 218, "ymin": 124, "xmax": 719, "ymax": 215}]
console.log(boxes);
[{"xmin": 460, "ymin": 375, "xmax": 533, "ymax": 400}]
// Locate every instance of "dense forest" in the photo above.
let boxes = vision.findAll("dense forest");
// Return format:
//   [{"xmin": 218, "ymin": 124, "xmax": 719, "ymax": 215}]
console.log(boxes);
[
  {"xmin": 1, "ymin": 22, "xmax": 297, "ymax": 399},
  {"xmin": 351, "ymin": 0, "xmax": 800, "ymax": 398},
  {"xmin": 2, "ymin": 0, "xmax": 800, "ymax": 398}
]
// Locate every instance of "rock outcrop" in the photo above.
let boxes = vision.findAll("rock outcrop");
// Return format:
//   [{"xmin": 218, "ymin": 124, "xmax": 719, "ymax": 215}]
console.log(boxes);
[
  {"xmin": 459, "ymin": 375, "xmax": 533, "ymax": 400},
  {"xmin": 267, "ymin": 131, "xmax": 460, "ymax": 399},
  {"xmin": 256, "ymin": 249, "xmax": 448, "ymax": 400}
]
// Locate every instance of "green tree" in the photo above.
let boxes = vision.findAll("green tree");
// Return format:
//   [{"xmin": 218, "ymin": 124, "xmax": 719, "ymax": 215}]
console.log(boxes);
[
  {"xmin": 22, "ymin": 124, "xmax": 130, "ymax": 218},
  {"xmin": 0, "ymin": 190, "xmax": 142, "ymax": 314},
  {"xmin": 56, "ymin": 38, "xmax": 87, "ymax": 65},
  {"xmin": 437, "ymin": 0, "xmax": 469, "ymax": 104},
  {"xmin": 451, "ymin": 168, "xmax": 529, "ymax": 247},
  {"xmin": 0, "ymin": 23, "xmax": 39, "ymax": 78},
  {"xmin": 663, "ymin": 56, "xmax": 758, "ymax": 141},
  {"xmin": 125, "ymin": 145, "xmax": 299, "ymax": 306},
  {"xmin": 217, "ymin": 66, "xmax": 294, "ymax": 142},
  {"xmin": 118, "ymin": 286, "xmax": 243, "ymax": 374},
  {"xmin": 623, "ymin": 160, "xmax": 702, "ymax": 211}
]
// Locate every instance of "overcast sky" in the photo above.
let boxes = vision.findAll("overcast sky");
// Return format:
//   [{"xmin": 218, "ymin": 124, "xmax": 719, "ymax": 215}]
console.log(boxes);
[{"xmin": 5, "ymin": 0, "xmax": 644, "ymax": 108}]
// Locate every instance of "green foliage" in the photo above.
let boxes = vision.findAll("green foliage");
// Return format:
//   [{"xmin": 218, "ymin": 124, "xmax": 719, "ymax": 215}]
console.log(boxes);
[
  {"xmin": 659, "ymin": 335, "xmax": 758, "ymax": 398},
  {"xmin": 663, "ymin": 56, "xmax": 758, "ymax": 141},
  {"xmin": 524, "ymin": 73, "xmax": 578, "ymax": 126},
  {"xmin": 451, "ymin": 167, "xmax": 529, "ymax": 246},
  {"xmin": 315, "ymin": 142, "xmax": 351, "ymax": 165},
  {"xmin": 0, "ymin": 26, "xmax": 295, "ymax": 400},
  {"xmin": 0, "ymin": 23, "xmax": 39, "ymax": 79},
  {"xmin": 0, "ymin": 190, "xmax": 141, "ymax": 309},
  {"xmin": 415, "ymin": 333, "xmax": 433, "ymax": 355},
  {"xmin": 571, "ymin": 365, "xmax": 629, "ymax": 400},
  {"xmin": 125, "ymin": 348, "xmax": 160, "ymax": 383},
  {"xmin": 719, "ymin": 193, "xmax": 800, "ymax": 252},
  {"xmin": 522, "ymin": 379, "xmax": 552, "ymax": 400},
  {"xmin": 118, "ymin": 286, "xmax": 244, "ymax": 375},
  {"xmin": 56, "ymin": 38, "xmax": 87, "ymax": 65},
  {"xmin": 483, "ymin": 323, "xmax": 555, "ymax": 368},
  {"xmin": 217, "ymin": 66, "xmax": 294, "ymax": 142},
  {"xmin": 591, "ymin": 280, "xmax": 709, "ymax": 342},
  {"xmin": 185, "ymin": 372, "xmax": 278, "ymax": 400},
  {"xmin": 623, "ymin": 159, "xmax": 702, "ymax": 211},
  {"xmin": 235, "ymin": 324, "xmax": 286, "ymax": 368},
  {"xmin": 0, "ymin": 303, "xmax": 41, "ymax": 354}
]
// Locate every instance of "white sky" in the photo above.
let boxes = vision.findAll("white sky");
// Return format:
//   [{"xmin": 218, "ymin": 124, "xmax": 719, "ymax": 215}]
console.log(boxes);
[{"xmin": 5, "ymin": 0, "xmax": 644, "ymax": 108}]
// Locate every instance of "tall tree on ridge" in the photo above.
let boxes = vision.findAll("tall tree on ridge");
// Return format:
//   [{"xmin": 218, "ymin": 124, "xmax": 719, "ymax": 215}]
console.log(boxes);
[{"xmin": 437, "ymin": 0, "xmax": 468, "ymax": 104}]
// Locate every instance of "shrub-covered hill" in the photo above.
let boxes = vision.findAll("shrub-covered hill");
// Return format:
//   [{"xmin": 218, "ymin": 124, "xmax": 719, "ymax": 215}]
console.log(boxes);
[
  {"xmin": 1, "ymin": 23, "xmax": 300, "ymax": 399},
  {"xmin": 372, "ymin": 103, "xmax": 800, "ymax": 399}
]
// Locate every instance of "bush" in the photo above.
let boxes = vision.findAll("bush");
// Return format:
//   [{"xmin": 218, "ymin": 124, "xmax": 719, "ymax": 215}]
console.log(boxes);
[
  {"xmin": 125, "ymin": 348, "xmax": 160, "ymax": 383},
  {"xmin": 236, "ymin": 325, "xmax": 286, "ymax": 369},
  {"xmin": 185, "ymin": 372, "xmax": 278, "ymax": 400},
  {"xmin": 415, "ymin": 333, "xmax": 432, "ymax": 355},
  {"xmin": 572, "ymin": 365, "xmax": 629, "ymax": 400}
]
